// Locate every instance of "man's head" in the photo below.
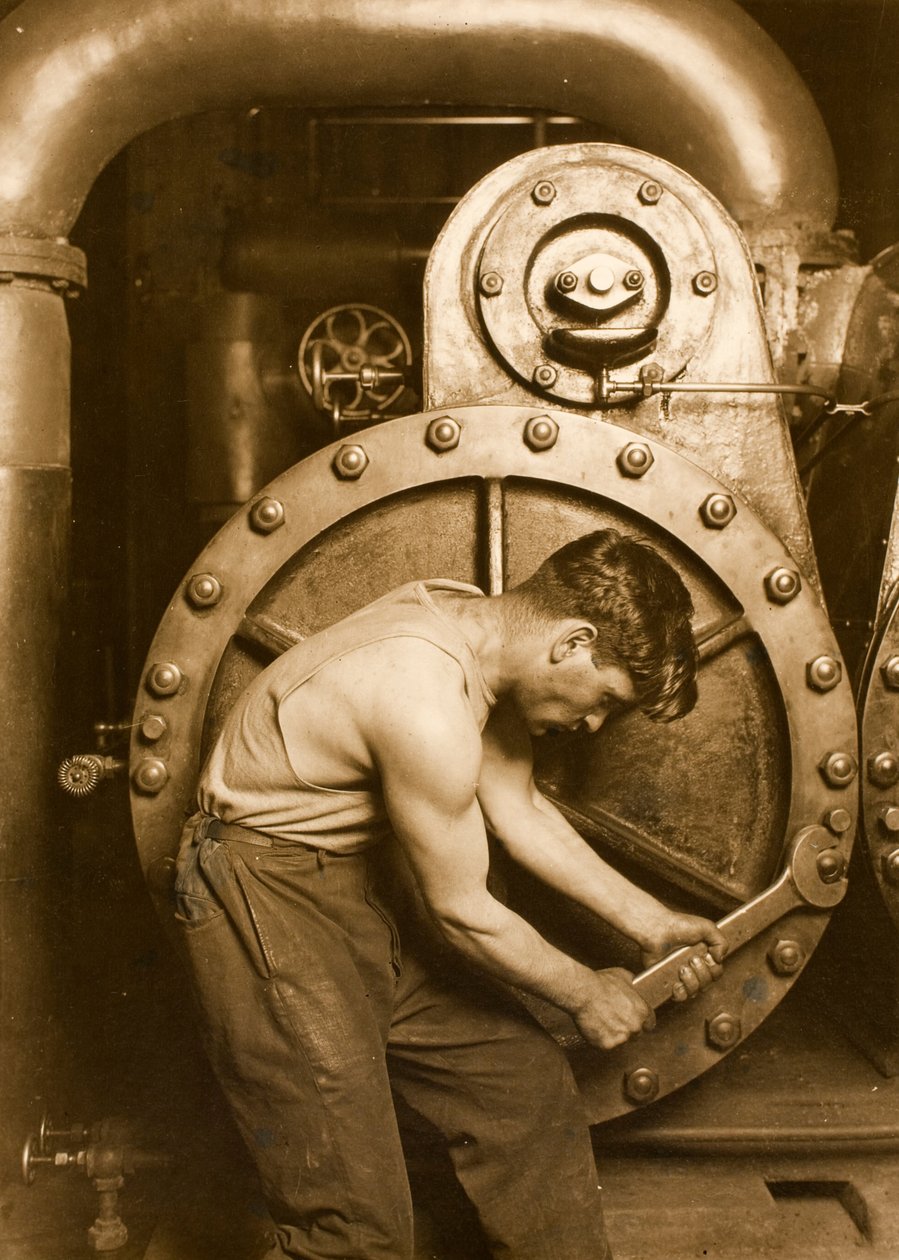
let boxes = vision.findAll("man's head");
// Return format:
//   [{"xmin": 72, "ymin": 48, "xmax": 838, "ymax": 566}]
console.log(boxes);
[{"xmin": 509, "ymin": 528, "xmax": 698, "ymax": 730}]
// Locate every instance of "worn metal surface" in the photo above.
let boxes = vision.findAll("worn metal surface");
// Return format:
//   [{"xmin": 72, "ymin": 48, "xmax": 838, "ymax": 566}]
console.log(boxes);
[
  {"xmin": 424, "ymin": 144, "xmax": 819, "ymax": 583},
  {"xmin": 859, "ymin": 591, "xmax": 899, "ymax": 936},
  {"xmin": 130, "ymin": 405, "xmax": 856, "ymax": 1123}
]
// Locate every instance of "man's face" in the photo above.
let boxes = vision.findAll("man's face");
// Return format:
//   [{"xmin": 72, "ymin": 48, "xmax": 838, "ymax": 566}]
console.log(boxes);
[{"xmin": 520, "ymin": 636, "xmax": 637, "ymax": 737}]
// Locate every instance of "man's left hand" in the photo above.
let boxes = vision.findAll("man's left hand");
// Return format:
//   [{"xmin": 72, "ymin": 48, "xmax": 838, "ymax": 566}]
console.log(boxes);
[{"xmin": 639, "ymin": 912, "xmax": 727, "ymax": 1001}]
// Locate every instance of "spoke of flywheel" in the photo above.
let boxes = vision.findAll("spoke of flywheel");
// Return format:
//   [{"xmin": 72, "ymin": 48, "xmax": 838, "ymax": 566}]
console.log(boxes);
[
  {"xmin": 481, "ymin": 479, "xmax": 505, "ymax": 595},
  {"xmin": 695, "ymin": 612, "xmax": 753, "ymax": 665}
]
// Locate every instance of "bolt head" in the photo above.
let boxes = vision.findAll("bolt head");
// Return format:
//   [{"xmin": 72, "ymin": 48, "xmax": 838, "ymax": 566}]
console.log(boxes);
[
  {"xmin": 816, "ymin": 849, "xmax": 845, "ymax": 884},
  {"xmin": 479, "ymin": 271, "xmax": 504, "ymax": 297},
  {"xmin": 699, "ymin": 493, "xmax": 736, "ymax": 529},
  {"xmin": 533, "ymin": 364, "xmax": 558, "ymax": 389},
  {"xmin": 692, "ymin": 271, "xmax": 718, "ymax": 295},
  {"xmin": 882, "ymin": 849, "xmax": 899, "ymax": 886},
  {"xmin": 824, "ymin": 807, "xmax": 852, "ymax": 835},
  {"xmin": 638, "ymin": 180, "xmax": 662, "ymax": 205},
  {"xmin": 623, "ymin": 269, "xmax": 645, "ymax": 291},
  {"xmin": 249, "ymin": 497, "xmax": 285, "ymax": 534},
  {"xmin": 878, "ymin": 804, "xmax": 899, "ymax": 833},
  {"xmin": 524, "ymin": 415, "xmax": 559, "ymax": 452},
  {"xmin": 186, "ymin": 572, "xmax": 222, "ymax": 609},
  {"xmin": 868, "ymin": 750, "xmax": 899, "ymax": 788},
  {"xmin": 881, "ymin": 656, "xmax": 899, "ymax": 690},
  {"xmin": 131, "ymin": 758, "xmax": 169, "ymax": 795},
  {"xmin": 332, "ymin": 444, "xmax": 369, "ymax": 480},
  {"xmin": 531, "ymin": 180, "xmax": 557, "ymax": 205},
  {"xmin": 617, "ymin": 443, "xmax": 654, "ymax": 478},
  {"xmin": 768, "ymin": 938, "xmax": 805, "ymax": 975},
  {"xmin": 764, "ymin": 566, "xmax": 801, "ymax": 605},
  {"xmin": 426, "ymin": 416, "xmax": 461, "ymax": 453},
  {"xmin": 806, "ymin": 655, "xmax": 842, "ymax": 692},
  {"xmin": 623, "ymin": 1067, "xmax": 659, "ymax": 1104},
  {"xmin": 556, "ymin": 271, "xmax": 578, "ymax": 294},
  {"xmin": 140, "ymin": 714, "xmax": 168, "ymax": 743},
  {"xmin": 706, "ymin": 1011, "xmax": 742, "ymax": 1050},
  {"xmin": 146, "ymin": 662, "xmax": 182, "ymax": 698},
  {"xmin": 819, "ymin": 750, "xmax": 858, "ymax": 788}
]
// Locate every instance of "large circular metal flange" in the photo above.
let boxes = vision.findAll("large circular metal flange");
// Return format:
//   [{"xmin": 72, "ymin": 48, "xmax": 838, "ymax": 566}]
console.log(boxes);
[
  {"xmin": 131, "ymin": 406, "xmax": 856, "ymax": 1124},
  {"xmin": 475, "ymin": 158, "xmax": 718, "ymax": 405},
  {"xmin": 860, "ymin": 591, "xmax": 899, "ymax": 930}
]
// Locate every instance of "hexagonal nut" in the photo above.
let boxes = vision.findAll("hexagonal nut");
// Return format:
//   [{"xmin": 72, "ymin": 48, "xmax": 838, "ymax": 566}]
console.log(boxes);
[
  {"xmin": 818, "ymin": 750, "xmax": 858, "ymax": 789},
  {"xmin": 533, "ymin": 364, "xmax": 558, "ymax": 390},
  {"xmin": 426, "ymin": 416, "xmax": 461, "ymax": 453},
  {"xmin": 186, "ymin": 572, "xmax": 223, "ymax": 609},
  {"xmin": 692, "ymin": 271, "xmax": 718, "ymax": 295},
  {"xmin": 524, "ymin": 415, "xmax": 559, "ymax": 452},
  {"xmin": 706, "ymin": 1011, "xmax": 742, "ymax": 1050},
  {"xmin": 868, "ymin": 750, "xmax": 899, "ymax": 788},
  {"xmin": 638, "ymin": 180, "xmax": 662, "ymax": 205},
  {"xmin": 131, "ymin": 758, "xmax": 169, "ymax": 796},
  {"xmin": 764, "ymin": 566, "xmax": 801, "ymax": 605},
  {"xmin": 479, "ymin": 271, "xmax": 504, "ymax": 297},
  {"xmin": 140, "ymin": 714, "xmax": 168, "ymax": 743},
  {"xmin": 881, "ymin": 656, "xmax": 899, "ymax": 690},
  {"xmin": 332, "ymin": 444, "xmax": 369, "ymax": 480},
  {"xmin": 699, "ymin": 493, "xmax": 736, "ymax": 529},
  {"xmin": 806, "ymin": 655, "xmax": 842, "ymax": 693},
  {"xmin": 249, "ymin": 496, "xmax": 285, "ymax": 534},
  {"xmin": 767, "ymin": 938, "xmax": 805, "ymax": 976},
  {"xmin": 617, "ymin": 443, "xmax": 654, "ymax": 478},
  {"xmin": 146, "ymin": 662, "xmax": 183, "ymax": 698},
  {"xmin": 824, "ymin": 807, "xmax": 852, "ymax": 836},
  {"xmin": 882, "ymin": 849, "xmax": 899, "ymax": 886},
  {"xmin": 878, "ymin": 804, "xmax": 899, "ymax": 834},
  {"xmin": 623, "ymin": 1067, "xmax": 659, "ymax": 1105},
  {"xmin": 531, "ymin": 180, "xmax": 557, "ymax": 205},
  {"xmin": 816, "ymin": 848, "xmax": 845, "ymax": 884}
]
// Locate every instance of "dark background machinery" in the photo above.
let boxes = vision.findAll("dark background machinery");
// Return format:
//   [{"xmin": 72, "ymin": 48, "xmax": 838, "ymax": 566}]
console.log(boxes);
[{"xmin": 3, "ymin": 1, "xmax": 899, "ymax": 1256}]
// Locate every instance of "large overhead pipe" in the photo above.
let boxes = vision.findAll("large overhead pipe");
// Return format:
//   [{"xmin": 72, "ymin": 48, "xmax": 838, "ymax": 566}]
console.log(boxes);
[{"xmin": 0, "ymin": 0, "xmax": 837, "ymax": 1168}]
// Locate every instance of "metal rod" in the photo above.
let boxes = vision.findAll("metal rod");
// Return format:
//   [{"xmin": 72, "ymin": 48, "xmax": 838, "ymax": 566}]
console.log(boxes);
[
  {"xmin": 483, "ymin": 479, "xmax": 505, "ymax": 596},
  {"xmin": 695, "ymin": 614, "xmax": 753, "ymax": 664}
]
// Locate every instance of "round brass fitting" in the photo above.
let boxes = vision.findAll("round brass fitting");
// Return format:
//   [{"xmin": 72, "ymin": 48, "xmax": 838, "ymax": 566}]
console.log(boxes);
[
  {"xmin": 882, "ymin": 849, "xmax": 899, "ymax": 886},
  {"xmin": 638, "ymin": 180, "xmax": 662, "ymax": 205},
  {"xmin": 332, "ymin": 444, "xmax": 369, "ymax": 480},
  {"xmin": 878, "ymin": 804, "xmax": 899, "ymax": 833},
  {"xmin": 131, "ymin": 758, "xmax": 169, "ymax": 796},
  {"xmin": 531, "ymin": 180, "xmax": 557, "ymax": 205},
  {"xmin": 186, "ymin": 572, "xmax": 222, "ymax": 609},
  {"xmin": 806, "ymin": 655, "xmax": 842, "ymax": 692},
  {"xmin": 479, "ymin": 270, "xmax": 504, "ymax": 297},
  {"xmin": 824, "ymin": 807, "xmax": 852, "ymax": 835},
  {"xmin": 868, "ymin": 750, "xmax": 899, "ymax": 788},
  {"xmin": 699, "ymin": 493, "xmax": 736, "ymax": 529},
  {"xmin": 818, "ymin": 750, "xmax": 858, "ymax": 789},
  {"xmin": 623, "ymin": 1067, "xmax": 659, "ymax": 1105},
  {"xmin": 524, "ymin": 415, "xmax": 559, "ymax": 452},
  {"xmin": 881, "ymin": 656, "xmax": 899, "ymax": 690},
  {"xmin": 706, "ymin": 1011, "xmax": 742, "ymax": 1050},
  {"xmin": 249, "ymin": 497, "xmax": 285, "ymax": 534},
  {"xmin": 556, "ymin": 271, "xmax": 578, "ymax": 294},
  {"xmin": 764, "ymin": 566, "xmax": 801, "ymax": 605},
  {"xmin": 146, "ymin": 662, "xmax": 183, "ymax": 698},
  {"xmin": 533, "ymin": 364, "xmax": 558, "ymax": 389},
  {"xmin": 426, "ymin": 417, "xmax": 461, "ymax": 453},
  {"xmin": 617, "ymin": 443, "xmax": 654, "ymax": 478},
  {"xmin": 692, "ymin": 270, "xmax": 718, "ymax": 295},
  {"xmin": 768, "ymin": 938, "xmax": 805, "ymax": 976},
  {"xmin": 140, "ymin": 714, "xmax": 168, "ymax": 743}
]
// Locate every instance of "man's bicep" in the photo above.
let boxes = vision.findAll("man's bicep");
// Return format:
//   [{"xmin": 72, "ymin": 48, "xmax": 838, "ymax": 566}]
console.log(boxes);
[{"xmin": 477, "ymin": 701, "xmax": 543, "ymax": 833}]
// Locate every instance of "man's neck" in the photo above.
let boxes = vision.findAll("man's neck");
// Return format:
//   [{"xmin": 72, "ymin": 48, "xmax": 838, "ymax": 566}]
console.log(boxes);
[{"xmin": 429, "ymin": 587, "xmax": 533, "ymax": 699}]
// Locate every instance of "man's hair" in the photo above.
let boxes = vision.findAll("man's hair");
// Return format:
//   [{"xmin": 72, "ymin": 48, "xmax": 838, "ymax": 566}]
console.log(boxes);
[{"xmin": 514, "ymin": 528, "xmax": 698, "ymax": 722}]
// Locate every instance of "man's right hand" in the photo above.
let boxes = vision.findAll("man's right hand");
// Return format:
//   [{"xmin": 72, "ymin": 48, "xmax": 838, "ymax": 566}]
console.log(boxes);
[{"xmin": 570, "ymin": 968, "xmax": 655, "ymax": 1050}]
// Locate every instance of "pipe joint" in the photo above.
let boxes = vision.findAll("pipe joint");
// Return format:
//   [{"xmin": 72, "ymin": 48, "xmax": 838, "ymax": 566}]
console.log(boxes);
[{"xmin": 0, "ymin": 237, "xmax": 87, "ymax": 292}]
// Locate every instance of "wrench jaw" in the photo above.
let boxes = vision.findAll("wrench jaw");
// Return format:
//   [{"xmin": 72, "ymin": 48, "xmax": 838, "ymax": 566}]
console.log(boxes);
[{"xmin": 786, "ymin": 824, "xmax": 850, "ymax": 910}]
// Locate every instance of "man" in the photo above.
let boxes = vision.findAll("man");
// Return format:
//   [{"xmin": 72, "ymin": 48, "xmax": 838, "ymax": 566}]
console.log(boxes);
[{"xmin": 174, "ymin": 527, "xmax": 727, "ymax": 1260}]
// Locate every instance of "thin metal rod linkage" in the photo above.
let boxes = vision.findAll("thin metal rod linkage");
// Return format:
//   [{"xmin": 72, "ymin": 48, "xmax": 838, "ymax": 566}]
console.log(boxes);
[
  {"xmin": 798, "ymin": 389, "xmax": 899, "ymax": 476},
  {"xmin": 695, "ymin": 614, "xmax": 753, "ymax": 665},
  {"xmin": 482, "ymin": 479, "xmax": 505, "ymax": 596}
]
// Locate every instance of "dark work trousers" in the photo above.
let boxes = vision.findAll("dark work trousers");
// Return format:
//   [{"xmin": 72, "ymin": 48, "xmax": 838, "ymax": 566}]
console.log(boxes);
[{"xmin": 174, "ymin": 815, "xmax": 612, "ymax": 1260}]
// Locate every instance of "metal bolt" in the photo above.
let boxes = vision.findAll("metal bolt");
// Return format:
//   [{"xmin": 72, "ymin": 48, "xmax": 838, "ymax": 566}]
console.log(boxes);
[
  {"xmin": 479, "ymin": 271, "xmax": 504, "ymax": 297},
  {"xmin": 699, "ymin": 493, "xmax": 736, "ymax": 529},
  {"xmin": 249, "ymin": 497, "xmax": 285, "ymax": 534},
  {"xmin": 623, "ymin": 1067, "xmax": 659, "ymax": 1105},
  {"xmin": 186, "ymin": 572, "xmax": 222, "ymax": 609},
  {"xmin": 819, "ymin": 750, "xmax": 858, "ymax": 788},
  {"xmin": 638, "ymin": 181, "xmax": 662, "ymax": 205},
  {"xmin": 140, "ymin": 714, "xmax": 168, "ymax": 743},
  {"xmin": 623, "ymin": 269, "xmax": 645, "ymax": 290},
  {"xmin": 531, "ymin": 180, "xmax": 557, "ymax": 205},
  {"xmin": 617, "ymin": 443, "xmax": 654, "ymax": 478},
  {"xmin": 881, "ymin": 656, "xmax": 899, "ymax": 690},
  {"xmin": 556, "ymin": 271, "xmax": 578, "ymax": 294},
  {"xmin": 868, "ymin": 750, "xmax": 899, "ymax": 788},
  {"xmin": 524, "ymin": 415, "xmax": 559, "ymax": 452},
  {"xmin": 147, "ymin": 856, "xmax": 177, "ymax": 895},
  {"xmin": 878, "ymin": 804, "xmax": 899, "ymax": 833},
  {"xmin": 816, "ymin": 849, "xmax": 845, "ymax": 884},
  {"xmin": 706, "ymin": 1011, "xmax": 742, "ymax": 1050},
  {"xmin": 768, "ymin": 938, "xmax": 805, "ymax": 975},
  {"xmin": 806, "ymin": 655, "xmax": 842, "ymax": 692},
  {"xmin": 426, "ymin": 416, "xmax": 461, "ymax": 453},
  {"xmin": 533, "ymin": 364, "xmax": 558, "ymax": 389},
  {"xmin": 764, "ymin": 566, "xmax": 801, "ymax": 605},
  {"xmin": 131, "ymin": 758, "xmax": 169, "ymax": 795},
  {"xmin": 692, "ymin": 271, "xmax": 718, "ymax": 295},
  {"xmin": 146, "ymin": 662, "xmax": 182, "ymax": 698},
  {"xmin": 824, "ymin": 807, "xmax": 852, "ymax": 835},
  {"xmin": 882, "ymin": 849, "xmax": 899, "ymax": 886},
  {"xmin": 332, "ymin": 444, "xmax": 369, "ymax": 480}
]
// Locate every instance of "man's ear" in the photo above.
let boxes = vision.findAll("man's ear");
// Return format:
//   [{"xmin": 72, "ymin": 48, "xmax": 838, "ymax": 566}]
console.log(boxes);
[{"xmin": 549, "ymin": 622, "xmax": 598, "ymax": 663}]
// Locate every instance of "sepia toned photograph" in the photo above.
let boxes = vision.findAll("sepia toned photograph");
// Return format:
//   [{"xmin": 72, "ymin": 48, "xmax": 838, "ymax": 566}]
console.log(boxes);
[{"xmin": 2, "ymin": 2, "xmax": 899, "ymax": 1257}]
